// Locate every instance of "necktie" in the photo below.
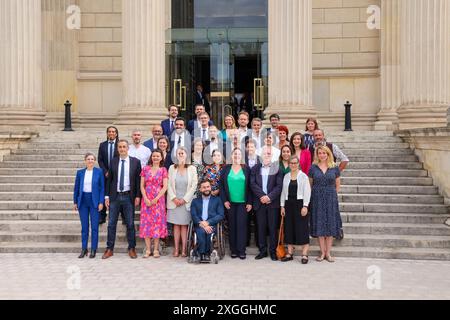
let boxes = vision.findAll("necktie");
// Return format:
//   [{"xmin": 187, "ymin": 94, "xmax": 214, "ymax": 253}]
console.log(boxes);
[
  {"xmin": 119, "ymin": 160, "xmax": 125, "ymax": 192},
  {"xmin": 170, "ymin": 120, "xmax": 174, "ymax": 132},
  {"xmin": 202, "ymin": 129, "xmax": 206, "ymax": 140},
  {"xmin": 177, "ymin": 135, "xmax": 182, "ymax": 146},
  {"xmin": 108, "ymin": 142, "xmax": 114, "ymax": 166}
]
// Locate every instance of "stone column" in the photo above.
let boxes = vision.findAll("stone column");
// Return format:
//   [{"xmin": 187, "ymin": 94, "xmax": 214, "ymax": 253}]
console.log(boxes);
[
  {"xmin": 266, "ymin": 0, "xmax": 316, "ymax": 127},
  {"xmin": 116, "ymin": 0, "xmax": 167, "ymax": 127},
  {"xmin": 375, "ymin": 0, "xmax": 401, "ymax": 131},
  {"xmin": 0, "ymin": 0, "xmax": 46, "ymax": 131},
  {"xmin": 398, "ymin": 0, "xmax": 450, "ymax": 130}
]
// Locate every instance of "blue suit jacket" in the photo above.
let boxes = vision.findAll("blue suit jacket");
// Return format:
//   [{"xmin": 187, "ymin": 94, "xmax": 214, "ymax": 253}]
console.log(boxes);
[
  {"xmin": 187, "ymin": 119, "xmax": 214, "ymax": 134},
  {"xmin": 161, "ymin": 118, "xmax": 175, "ymax": 137},
  {"xmin": 73, "ymin": 167, "xmax": 105, "ymax": 208},
  {"xmin": 191, "ymin": 196, "xmax": 224, "ymax": 227},
  {"xmin": 143, "ymin": 138, "xmax": 157, "ymax": 151}
]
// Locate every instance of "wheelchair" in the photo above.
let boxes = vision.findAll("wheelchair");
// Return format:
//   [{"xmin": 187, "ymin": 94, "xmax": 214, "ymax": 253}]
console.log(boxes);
[{"xmin": 186, "ymin": 221, "xmax": 226, "ymax": 264}]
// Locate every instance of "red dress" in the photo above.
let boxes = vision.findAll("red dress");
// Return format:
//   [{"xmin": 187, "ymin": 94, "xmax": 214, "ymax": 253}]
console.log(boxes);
[{"xmin": 139, "ymin": 166, "xmax": 168, "ymax": 239}]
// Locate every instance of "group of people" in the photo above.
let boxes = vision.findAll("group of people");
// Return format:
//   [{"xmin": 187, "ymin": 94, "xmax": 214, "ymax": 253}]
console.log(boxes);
[{"xmin": 73, "ymin": 104, "xmax": 349, "ymax": 263}]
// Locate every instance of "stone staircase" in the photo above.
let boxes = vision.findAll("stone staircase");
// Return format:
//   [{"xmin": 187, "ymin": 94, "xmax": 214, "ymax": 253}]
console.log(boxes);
[{"xmin": 0, "ymin": 130, "xmax": 449, "ymax": 260}]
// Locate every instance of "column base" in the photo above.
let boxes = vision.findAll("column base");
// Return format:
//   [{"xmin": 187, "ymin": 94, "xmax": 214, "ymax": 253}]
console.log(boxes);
[
  {"xmin": 374, "ymin": 109, "xmax": 399, "ymax": 131},
  {"xmin": 397, "ymin": 105, "xmax": 449, "ymax": 130},
  {"xmin": 114, "ymin": 106, "xmax": 168, "ymax": 128},
  {"xmin": 264, "ymin": 104, "xmax": 317, "ymax": 131},
  {"xmin": 0, "ymin": 108, "xmax": 48, "ymax": 133}
]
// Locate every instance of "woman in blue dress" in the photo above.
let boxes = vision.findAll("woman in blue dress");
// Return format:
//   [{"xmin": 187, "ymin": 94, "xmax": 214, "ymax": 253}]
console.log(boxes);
[{"xmin": 308, "ymin": 145, "xmax": 342, "ymax": 263}]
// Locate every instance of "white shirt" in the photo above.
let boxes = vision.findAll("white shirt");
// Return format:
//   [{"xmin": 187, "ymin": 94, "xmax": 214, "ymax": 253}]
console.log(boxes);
[
  {"xmin": 239, "ymin": 127, "xmax": 249, "ymax": 142},
  {"xmin": 247, "ymin": 155, "xmax": 258, "ymax": 169},
  {"xmin": 117, "ymin": 156, "xmax": 131, "ymax": 192},
  {"xmin": 129, "ymin": 144, "xmax": 151, "ymax": 168},
  {"xmin": 251, "ymin": 132, "xmax": 263, "ymax": 151},
  {"xmin": 83, "ymin": 169, "xmax": 93, "ymax": 193},
  {"xmin": 208, "ymin": 139, "xmax": 219, "ymax": 155},
  {"xmin": 257, "ymin": 146, "xmax": 281, "ymax": 163}
]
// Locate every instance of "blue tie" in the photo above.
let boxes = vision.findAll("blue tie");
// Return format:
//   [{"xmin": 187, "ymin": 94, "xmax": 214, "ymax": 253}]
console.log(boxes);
[
  {"xmin": 119, "ymin": 160, "xmax": 125, "ymax": 192},
  {"xmin": 108, "ymin": 142, "xmax": 114, "ymax": 166}
]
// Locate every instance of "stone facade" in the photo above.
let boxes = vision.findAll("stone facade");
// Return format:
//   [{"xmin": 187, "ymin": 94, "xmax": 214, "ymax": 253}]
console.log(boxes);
[{"xmin": 0, "ymin": 0, "xmax": 449, "ymax": 130}]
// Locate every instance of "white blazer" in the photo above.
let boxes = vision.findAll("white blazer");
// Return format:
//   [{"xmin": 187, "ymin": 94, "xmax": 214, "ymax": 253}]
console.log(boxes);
[
  {"xmin": 167, "ymin": 165, "xmax": 198, "ymax": 210},
  {"xmin": 280, "ymin": 171, "xmax": 311, "ymax": 207}
]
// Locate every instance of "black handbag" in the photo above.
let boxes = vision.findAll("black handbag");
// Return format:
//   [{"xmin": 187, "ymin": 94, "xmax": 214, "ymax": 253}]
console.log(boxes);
[{"xmin": 336, "ymin": 228, "xmax": 344, "ymax": 240}]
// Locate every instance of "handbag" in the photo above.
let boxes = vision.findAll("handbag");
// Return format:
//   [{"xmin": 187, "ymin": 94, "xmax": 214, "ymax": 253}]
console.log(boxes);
[{"xmin": 276, "ymin": 216, "xmax": 286, "ymax": 260}]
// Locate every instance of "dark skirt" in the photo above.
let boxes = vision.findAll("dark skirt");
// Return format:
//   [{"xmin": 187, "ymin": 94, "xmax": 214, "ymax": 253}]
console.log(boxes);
[{"xmin": 284, "ymin": 198, "xmax": 310, "ymax": 245}]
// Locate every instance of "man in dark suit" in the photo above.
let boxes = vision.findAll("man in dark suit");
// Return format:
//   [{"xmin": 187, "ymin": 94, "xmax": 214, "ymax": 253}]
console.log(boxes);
[
  {"xmin": 161, "ymin": 104, "xmax": 179, "ymax": 137},
  {"xmin": 191, "ymin": 180, "xmax": 225, "ymax": 262},
  {"xmin": 143, "ymin": 125, "xmax": 163, "ymax": 151},
  {"xmin": 187, "ymin": 104, "xmax": 213, "ymax": 134},
  {"xmin": 97, "ymin": 126, "xmax": 119, "ymax": 224},
  {"xmin": 250, "ymin": 147, "xmax": 283, "ymax": 261},
  {"xmin": 194, "ymin": 84, "xmax": 210, "ymax": 116},
  {"xmin": 102, "ymin": 140, "xmax": 142, "ymax": 260},
  {"xmin": 203, "ymin": 125, "xmax": 226, "ymax": 165},
  {"xmin": 170, "ymin": 117, "xmax": 192, "ymax": 164}
]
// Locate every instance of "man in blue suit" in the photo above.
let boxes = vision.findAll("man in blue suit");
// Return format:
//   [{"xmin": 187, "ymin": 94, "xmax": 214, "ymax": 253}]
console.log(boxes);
[
  {"xmin": 190, "ymin": 180, "xmax": 224, "ymax": 263},
  {"xmin": 160, "ymin": 104, "xmax": 179, "ymax": 138},
  {"xmin": 187, "ymin": 104, "xmax": 213, "ymax": 134},
  {"xmin": 143, "ymin": 125, "xmax": 163, "ymax": 152}
]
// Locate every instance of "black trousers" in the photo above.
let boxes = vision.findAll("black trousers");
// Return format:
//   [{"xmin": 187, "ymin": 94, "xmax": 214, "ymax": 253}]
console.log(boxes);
[
  {"xmin": 256, "ymin": 205, "xmax": 279, "ymax": 255},
  {"xmin": 228, "ymin": 203, "xmax": 248, "ymax": 256}
]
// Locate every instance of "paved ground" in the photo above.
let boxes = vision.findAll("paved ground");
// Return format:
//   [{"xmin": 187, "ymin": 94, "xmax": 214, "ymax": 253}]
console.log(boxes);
[{"xmin": 1, "ymin": 253, "xmax": 450, "ymax": 300}]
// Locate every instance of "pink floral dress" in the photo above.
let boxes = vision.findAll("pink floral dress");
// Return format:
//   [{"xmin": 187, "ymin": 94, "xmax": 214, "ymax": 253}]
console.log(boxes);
[{"xmin": 139, "ymin": 166, "xmax": 168, "ymax": 239}]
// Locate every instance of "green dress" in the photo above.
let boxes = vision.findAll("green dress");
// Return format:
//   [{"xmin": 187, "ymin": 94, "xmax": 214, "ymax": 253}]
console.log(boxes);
[{"xmin": 227, "ymin": 168, "xmax": 246, "ymax": 203}]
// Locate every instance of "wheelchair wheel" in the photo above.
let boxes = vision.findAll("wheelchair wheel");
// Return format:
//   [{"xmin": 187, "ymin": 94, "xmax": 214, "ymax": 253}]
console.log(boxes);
[
  {"xmin": 186, "ymin": 222, "xmax": 194, "ymax": 260},
  {"xmin": 217, "ymin": 223, "xmax": 226, "ymax": 259}
]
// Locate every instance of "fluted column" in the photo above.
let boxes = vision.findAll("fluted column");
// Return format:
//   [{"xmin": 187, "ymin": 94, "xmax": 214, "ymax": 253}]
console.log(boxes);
[
  {"xmin": 116, "ymin": 0, "xmax": 167, "ymax": 126},
  {"xmin": 0, "ymin": 0, "xmax": 46, "ymax": 131},
  {"xmin": 266, "ymin": 0, "xmax": 316, "ymax": 126},
  {"xmin": 375, "ymin": 0, "xmax": 401, "ymax": 131},
  {"xmin": 398, "ymin": 0, "xmax": 450, "ymax": 130}
]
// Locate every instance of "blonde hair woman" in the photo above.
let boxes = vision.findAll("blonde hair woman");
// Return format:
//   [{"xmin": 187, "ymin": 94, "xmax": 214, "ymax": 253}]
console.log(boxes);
[
  {"xmin": 308, "ymin": 146, "xmax": 342, "ymax": 263},
  {"xmin": 220, "ymin": 115, "xmax": 237, "ymax": 142}
]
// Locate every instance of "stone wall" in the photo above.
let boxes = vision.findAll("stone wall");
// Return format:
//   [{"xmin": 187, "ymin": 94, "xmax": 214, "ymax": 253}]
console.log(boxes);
[
  {"xmin": 312, "ymin": 0, "xmax": 381, "ymax": 126},
  {"xmin": 0, "ymin": 133, "xmax": 37, "ymax": 162},
  {"xmin": 396, "ymin": 125, "xmax": 450, "ymax": 205},
  {"xmin": 77, "ymin": 0, "xmax": 122, "ymax": 116}
]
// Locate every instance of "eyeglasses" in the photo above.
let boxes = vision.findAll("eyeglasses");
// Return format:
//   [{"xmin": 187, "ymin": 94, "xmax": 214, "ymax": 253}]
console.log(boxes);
[{"xmin": 289, "ymin": 162, "xmax": 299, "ymax": 165}]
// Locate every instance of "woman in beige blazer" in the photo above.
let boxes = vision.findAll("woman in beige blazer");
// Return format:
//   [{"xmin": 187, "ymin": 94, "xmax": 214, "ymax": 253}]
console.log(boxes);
[{"xmin": 167, "ymin": 147, "xmax": 198, "ymax": 257}]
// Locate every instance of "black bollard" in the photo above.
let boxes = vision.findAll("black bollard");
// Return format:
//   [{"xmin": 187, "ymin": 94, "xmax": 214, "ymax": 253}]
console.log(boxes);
[
  {"xmin": 344, "ymin": 101, "xmax": 353, "ymax": 131},
  {"xmin": 63, "ymin": 100, "xmax": 74, "ymax": 131}
]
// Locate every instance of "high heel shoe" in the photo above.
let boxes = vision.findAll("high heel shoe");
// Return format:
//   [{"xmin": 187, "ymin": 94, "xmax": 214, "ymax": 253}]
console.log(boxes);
[
  {"xmin": 78, "ymin": 249, "xmax": 88, "ymax": 259},
  {"xmin": 89, "ymin": 250, "xmax": 96, "ymax": 259}
]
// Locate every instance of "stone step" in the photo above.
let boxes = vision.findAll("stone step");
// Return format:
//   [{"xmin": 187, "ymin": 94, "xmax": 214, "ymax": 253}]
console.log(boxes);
[
  {"xmin": 0, "ymin": 184, "xmax": 438, "ymax": 195},
  {"xmin": 338, "ymin": 142, "xmax": 409, "ymax": 149},
  {"xmin": 342, "ymin": 212, "xmax": 450, "ymax": 224},
  {"xmin": 1, "ymin": 220, "xmax": 449, "ymax": 236},
  {"xmin": 1, "ymin": 232, "xmax": 449, "ymax": 250},
  {"xmin": 343, "ymin": 149, "xmax": 414, "ymax": 156},
  {"xmin": 0, "ymin": 160, "xmax": 424, "ymax": 170},
  {"xmin": 0, "ymin": 184, "xmax": 74, "ymax": 192},
  {"xmin": 349, "ymin": 155, "xmax": 418, "ymax": 162},
  {"xmin": 347, "ymin": 162, "xmax": 423, "ymax": 169},
  {"xmin": 0, "ymin": 191, "xmax": 442, "ymax": 203},
  {"xmin": 0, "ymin": 168, "xmax": 76, "ymax": 176},
  {"xmin": 338, "ymin": 194, "xmax": 443, "ymax": 204},
  {"xmin": 0, "ymin": 176, "xmax": 74, "ymax": 184},
  {"xmin": 341, "ymin": 202, "xmax": 449, "ymax": 214},
  {"xmin": 0, "ymin": 210, "xmax": 448, "ymax": 225},
  {"xmin": 340, "ymin": 185, "xmax": 438, "ymax": 195},
  {"xmin": 1, "ymin": 241, "xmax": 449, "ymax": 260},
  {"xmin": 4, "ymin": 155, "xmax": 93, "ymax": 161},
  {"xmin": 341, "ymin": 177, "xmax": 433, "ymax": 186},
  {"xmin": 0, "ymin": 161, "xmax": 85, "ymax": 168},
  {"xmin": 342, "ymin": 169, "xmax": 427, "ymax": 177},
  {"xmin": 13, "ymin": 149, "xmax": 95, "ymax": 155}
]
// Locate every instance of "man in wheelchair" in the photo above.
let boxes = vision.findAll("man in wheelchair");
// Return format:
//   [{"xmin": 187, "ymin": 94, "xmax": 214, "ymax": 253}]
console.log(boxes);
[{"xmin": 190, "ymin": 179, "xmax": 225, "ymax": 263}]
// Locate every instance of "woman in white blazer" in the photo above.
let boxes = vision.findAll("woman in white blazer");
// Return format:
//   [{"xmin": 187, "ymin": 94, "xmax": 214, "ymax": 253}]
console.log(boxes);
[
  {"xmin": 167, "ymin": 147, "xmax": 198, "ymax": 257},
  {"xmin": 280, "ymin": 156, "xmax": 311, "ymax": 264}
]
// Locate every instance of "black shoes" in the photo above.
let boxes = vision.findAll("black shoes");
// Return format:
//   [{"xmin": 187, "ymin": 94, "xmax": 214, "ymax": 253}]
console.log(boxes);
[
  {"xmin": 200, "ymin": 254, "xmax": 211, "ymax": 263},
  {"xmin": 99, "ymin": 218, "xmax": 106, "ymax": 225},
  {"xmin": 89, "ymin": 250, "xmax": 96, "ymax": 259},
  {"xmin": 78, "ymin": 249, "xmax": 88, "ymax": 259},
  {"xmin": 281, "ymin": 254, "xmax": 294, "ymax": 262},
  {"xmin": 239, "ymin": 255, "xmax": 246, "ymax": 260},
  {"xmin": 255, "ymin": 252, "xmax": 268, "ymax": 260},
  {"xmin": 301, "ymin": 255, "xmax": 309, "ymax": 264},
  {"xmin": 231, "ymin": 253, "xmax": 238, "ymax": 259},
  {"xmin": 270, "ymin": 253, "xmax": 278, "ymax": 261}
]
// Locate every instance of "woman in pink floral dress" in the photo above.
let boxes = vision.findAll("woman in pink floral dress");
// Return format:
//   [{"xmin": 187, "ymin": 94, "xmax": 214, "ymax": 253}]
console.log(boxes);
[{"xmin": 139, "ymin": 149, "xmax": 168, "ymax": 258}]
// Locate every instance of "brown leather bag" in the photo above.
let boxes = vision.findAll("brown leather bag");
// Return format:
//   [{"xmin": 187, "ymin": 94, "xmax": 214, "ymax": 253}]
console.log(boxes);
[{"xmin": 276, "ymin": 216, "xmax": 286, "ymax": 260}]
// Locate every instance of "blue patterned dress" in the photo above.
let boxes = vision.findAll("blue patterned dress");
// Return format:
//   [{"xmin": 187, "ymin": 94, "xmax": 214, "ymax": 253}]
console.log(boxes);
[{"xmin": 308, "ymin": 164, "xmax": 342, "ymax": 238}]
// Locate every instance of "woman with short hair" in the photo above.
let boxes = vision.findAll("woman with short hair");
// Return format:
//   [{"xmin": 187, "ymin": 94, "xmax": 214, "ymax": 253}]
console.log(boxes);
[{"xmin": 73, "ymin": 153, "xmax": 105, "ymax": 259}]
